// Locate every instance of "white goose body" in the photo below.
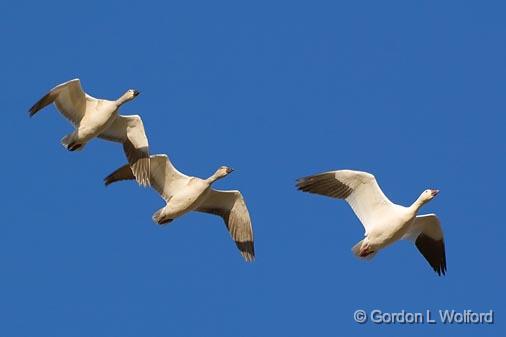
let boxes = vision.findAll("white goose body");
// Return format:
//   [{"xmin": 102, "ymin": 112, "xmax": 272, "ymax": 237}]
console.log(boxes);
[
  {"xmin": 156, "ymin": 177, "xmax": 212, "ymax": 221},
  {"xmin": 72, "ymin": 99, "xmax": 118, "ymax": 139},
  {"xmin": 104, "ymin": 154, "xmax": 255, "ymax": 262},
  {"xmin": 297, "ymin": 169, "xmax": 447, "ymax": 275},
  {"xmin": 29, "ymin": 79, "xmax": 150, "ymax": 186},
  {"xmin": 363, "ymin": 205, "xmax": 413, "ymax": 251}
]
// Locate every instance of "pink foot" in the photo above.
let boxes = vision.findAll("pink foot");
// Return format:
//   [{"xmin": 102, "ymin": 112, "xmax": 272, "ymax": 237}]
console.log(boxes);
[{"xmin": 359, "ymin": 247, "xmax": 374, "ymax": 257}]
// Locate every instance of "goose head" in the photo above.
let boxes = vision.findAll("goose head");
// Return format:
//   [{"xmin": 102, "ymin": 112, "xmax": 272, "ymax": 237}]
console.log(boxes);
[
  {"xmin": 209, "ymin": 166, "xmax": 234, "ymax": 182},
  {"xmin": 420, "ymin": 189, "xmax": 440, "ymax": 203},
  {"xmin": 117, "ymin": 89, "xmax": 140, "ymax": 106}
]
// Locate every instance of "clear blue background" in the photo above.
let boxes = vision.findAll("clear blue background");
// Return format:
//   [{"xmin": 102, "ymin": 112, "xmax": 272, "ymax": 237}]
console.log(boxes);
[{"xmin": 1, "ymin": 1, "xmax": 505, "ymax": 336}]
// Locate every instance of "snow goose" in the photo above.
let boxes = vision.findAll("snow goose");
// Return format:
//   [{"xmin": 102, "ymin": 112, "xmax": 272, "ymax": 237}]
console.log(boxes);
[
  {"xmin": 296, "ymin": 170, "xmax": 446, "ymax": 275},
  {"xmin": 104, "ymin": 154, "xmax": 255, "ymax": 262},
  {"xmin": 29, "ymin": 78, "xmax": 150, "ymax": 186}
]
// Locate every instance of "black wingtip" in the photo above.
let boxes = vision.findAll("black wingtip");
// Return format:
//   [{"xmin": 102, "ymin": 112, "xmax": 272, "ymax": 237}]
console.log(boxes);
[
  {"xmin": 237, "ymin": 241, "xmax": 255, "ymax": 262},
  {"xmin": 295, "ymin": 177, "xmax": 307, "ymax": 191},
  {"xmin": 103, "ymin": 174, "xmax": 114, "ymax": 186}
]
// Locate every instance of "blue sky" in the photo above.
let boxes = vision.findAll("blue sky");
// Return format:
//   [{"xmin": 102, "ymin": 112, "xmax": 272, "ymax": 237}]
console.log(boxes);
[{"xmin": 1, "ymin": 0, "xmax": 505, "ymax": 336}]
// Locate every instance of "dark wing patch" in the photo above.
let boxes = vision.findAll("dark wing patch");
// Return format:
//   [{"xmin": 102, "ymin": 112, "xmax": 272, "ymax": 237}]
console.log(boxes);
[
  {"xmin": 296, "ymin": 172, "xmax": 353, "ymax": 199},
  {"xmin": 415, "ymin": 233, "xmax": 447, "ymax": 276},
  {"xmin": 104, "ymin": 163, "xmax": 135, "ymax": 186},
  {"xmin": 199, "ymin": 207, "xmax": 255, "ymax": 262},
  {"xmin": 235, "ymin": 241, "xmax": 255, "ymax": 262},
  {"xmin": 29, "ymin": 92, "xmax": 55, "ymax": 117},
  {"xmin": 123, "ymin": 140, "xmax": 150, "ymax": 187}
]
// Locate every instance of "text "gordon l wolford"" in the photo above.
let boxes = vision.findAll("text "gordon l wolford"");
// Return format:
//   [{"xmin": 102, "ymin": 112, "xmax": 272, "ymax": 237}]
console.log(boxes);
[{"xmin": 358, "ymin": 309, "xmax": 494, "ymax": 324}]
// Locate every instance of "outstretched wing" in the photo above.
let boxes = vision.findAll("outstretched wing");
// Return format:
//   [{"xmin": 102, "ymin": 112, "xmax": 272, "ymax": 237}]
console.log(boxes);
[
  {"xmin": 148, "ymin": 154, "xmax": 190, "ymax": 201},
  {"xmin": 99, "ymin": 115, "xmax": 150, "ymax": 186},
  {"xmin": 196, "ymin": 189, "xmax": 255, "ymax": 262},
  {"xmin": 29, "ymin": 78, "xmax": 91, "ymax": 125},
  {"xmin": 104, "ymin": 154, "xmax": 190, "ymax": 201},
  {"xmin": 403, "ymin": 214, "xmax": 447, "ymax": 276},
  {"xmin": 296, "ymin": 170, "xmax": 395, "ymax": 233}
]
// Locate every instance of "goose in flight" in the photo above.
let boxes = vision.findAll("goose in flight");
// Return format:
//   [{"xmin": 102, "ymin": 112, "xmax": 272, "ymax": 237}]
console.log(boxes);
[
  {"xmin": 104, "ymin": 154, "xmax": 255, "ymax": 262},
  {"xmin": 29, "ymin": 78, "xmax": 150, "ymax": 186},
  {"xmin": 296, "ymin": 170, "xmax": 446, "ymax": 275}
]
